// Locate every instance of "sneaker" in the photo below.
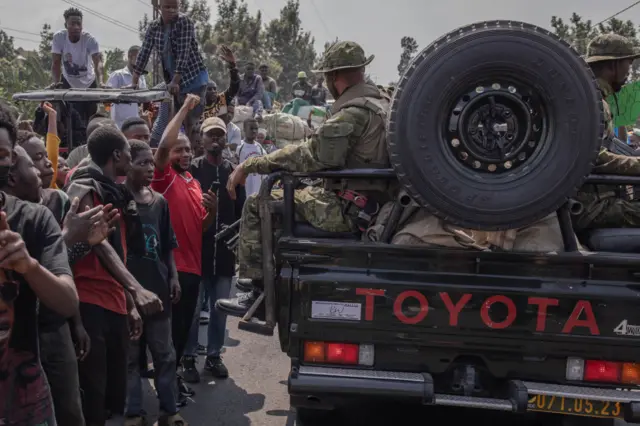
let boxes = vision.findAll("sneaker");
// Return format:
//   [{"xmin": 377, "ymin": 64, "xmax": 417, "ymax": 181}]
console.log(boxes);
[
  {"xmin": 181, "ymin": 357, "xmax": 200, "ymax": 384},
  {"xmin": 215, "ymin": 290, "xmax": 259, "ymax": 317},
  {"xmin": 197, "ymin": 344, "xmax": 207, "ymax": 356},
  {"xmin": 204, "ymin": 356, "xmax": 229, "ymax": 379},
  {"xmin": 199, "ymin": 310, "xmax": 210, "ymax": 324}
]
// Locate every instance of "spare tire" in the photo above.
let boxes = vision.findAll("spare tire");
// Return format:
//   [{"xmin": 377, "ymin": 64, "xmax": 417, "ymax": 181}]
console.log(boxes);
[{"xmin": 387, "ymin": 21, "xmax": 604, "ymax": 230}]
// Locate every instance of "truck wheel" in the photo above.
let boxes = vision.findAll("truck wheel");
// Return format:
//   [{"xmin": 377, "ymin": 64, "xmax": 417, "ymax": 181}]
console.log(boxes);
[{"xmin": 388, "ymin": 20, "xmax": 604, "ymax": 230}]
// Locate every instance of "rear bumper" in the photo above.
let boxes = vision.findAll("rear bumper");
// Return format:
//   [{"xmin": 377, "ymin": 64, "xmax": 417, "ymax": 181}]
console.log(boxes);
[{"xmin": 289, "ymin": 366, "xmax": 640, "ymax": 421}]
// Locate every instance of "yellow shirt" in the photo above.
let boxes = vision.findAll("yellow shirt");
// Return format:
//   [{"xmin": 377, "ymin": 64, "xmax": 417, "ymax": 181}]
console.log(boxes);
[{"xmin": 46, "ymin": 132, "xmax": 60, "ymax": 189}]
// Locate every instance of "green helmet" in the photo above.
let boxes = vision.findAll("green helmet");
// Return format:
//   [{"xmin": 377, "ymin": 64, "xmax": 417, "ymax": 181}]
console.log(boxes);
[
  {"xmin": 312, "ymin": 41, "xmax": 374, "ymax": 73},
  {"xmin": 585, "ymin": 33, "xmax": 640, "ymax": 63}
]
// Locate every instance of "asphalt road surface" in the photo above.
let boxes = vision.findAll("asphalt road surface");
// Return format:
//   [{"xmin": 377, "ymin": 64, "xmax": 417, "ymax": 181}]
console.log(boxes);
[{"xmin": 106, "ymin": 285, "xmax": 639, "ymax": 425}]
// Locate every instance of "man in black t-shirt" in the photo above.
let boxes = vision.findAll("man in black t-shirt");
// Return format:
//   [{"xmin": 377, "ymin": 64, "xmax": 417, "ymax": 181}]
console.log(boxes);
[
  {"xmin": 124, "ymin": 140, "xmax": 184, "ymax": 425},
  {"xmin": 0, "ymin": 103, "xmax": 78, "ymax": 426},
  {"xmin": 182, "ymin": 117, "xmax": 245, "ymax": 384}
]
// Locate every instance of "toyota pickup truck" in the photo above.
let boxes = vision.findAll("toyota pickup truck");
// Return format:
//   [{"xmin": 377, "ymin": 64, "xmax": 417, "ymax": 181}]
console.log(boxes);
[{"xmin": 232, "ymin": 21, "xmax": 640, "ymax": 425}]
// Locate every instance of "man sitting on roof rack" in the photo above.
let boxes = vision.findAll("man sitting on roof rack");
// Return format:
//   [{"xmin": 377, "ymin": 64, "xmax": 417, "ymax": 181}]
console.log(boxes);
[{"xmin": 131, "ymin": 0, "xmax": 209, "ymax": 139}]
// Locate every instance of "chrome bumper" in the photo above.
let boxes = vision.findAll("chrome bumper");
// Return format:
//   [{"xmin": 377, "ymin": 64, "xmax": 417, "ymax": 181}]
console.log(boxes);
[{"xmin": 289, "ymin": 366, "xmax": 640, "ymax": 420}]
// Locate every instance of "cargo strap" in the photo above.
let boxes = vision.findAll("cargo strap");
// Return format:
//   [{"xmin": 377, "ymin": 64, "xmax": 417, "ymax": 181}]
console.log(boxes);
[{"xmin": 336, "ymin": 189, "xmax": 380, "ymax": 232}]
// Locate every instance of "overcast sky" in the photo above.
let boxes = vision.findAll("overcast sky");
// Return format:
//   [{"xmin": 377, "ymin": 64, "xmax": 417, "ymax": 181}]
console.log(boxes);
[{"xmin": 1, "ymin": 0, "xmax": 639, "ymax": 83}]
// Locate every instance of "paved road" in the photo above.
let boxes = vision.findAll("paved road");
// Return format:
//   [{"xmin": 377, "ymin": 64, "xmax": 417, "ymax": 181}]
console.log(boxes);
[{"xmin": 106, "ymin": 315, "xmax": 638, "ymax": 426}]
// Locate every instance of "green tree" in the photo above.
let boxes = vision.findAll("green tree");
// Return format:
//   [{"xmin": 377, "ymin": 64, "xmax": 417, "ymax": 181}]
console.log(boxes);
[
  {"xmin": 209, "ymin": 0, "xmax": 275, "ymax": 87},
  {"xmin": 0, "ymin": 30, "xmax": 16, "ymax": 61},
  {"xmin": 265, "ymin": 0, "xmax": 317, "ymax": 100},
  {"xmin": 103, "ymin": 48, "xmax": 127, "ymax": 80},
  {"xmin": 397, "ymin": 36, "xmax": 418, "ymax": 77},
  {"xmin": 0, "ymin": 55, "xmax": 51, "ymax": 118},
  {"xmin": 551, "ymin": 14, "xmax": 640, "ymax": 78},
  {"xmin": 550, "ymin": 13, "xmax": 598, "ymax": 55},
  {"xmin": 38, "ymin": 23, "xmax": 54, "ymax": 71}
]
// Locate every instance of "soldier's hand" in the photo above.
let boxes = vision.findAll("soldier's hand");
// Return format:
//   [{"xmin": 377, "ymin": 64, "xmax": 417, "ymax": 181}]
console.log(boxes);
[{"xmin": 227, "ymin": 165, "xmax": 248, "ymax": 200}]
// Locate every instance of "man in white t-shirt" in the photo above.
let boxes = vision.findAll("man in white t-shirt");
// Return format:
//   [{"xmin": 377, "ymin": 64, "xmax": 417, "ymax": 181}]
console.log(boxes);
[
  {"xmin": 107, "ymin": 46, "xmax": 147, "ymax": 128},
  {"xmin": 237, "ymin": 119, "xmax": 266, "ymax": 197},
  {"xmin": 219, "ymin": 104, "xmax": 242, "ymax": 165},
  {"xmin": 51, "ymin": 8, "xmax": 104, "ymax": 124}
]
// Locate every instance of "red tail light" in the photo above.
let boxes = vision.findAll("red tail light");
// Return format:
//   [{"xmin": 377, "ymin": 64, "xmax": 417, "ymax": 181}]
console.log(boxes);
[
  {"xmin": 326, "ymin": 343, "xmax": 358, "ymax": 364},
  {"xmin": 303, "ymin": 341, "xmax": 374, "ymax": 366},
  {"xmin": 584, "ymin": 360, "xmax": 621, "ymax": 383}
]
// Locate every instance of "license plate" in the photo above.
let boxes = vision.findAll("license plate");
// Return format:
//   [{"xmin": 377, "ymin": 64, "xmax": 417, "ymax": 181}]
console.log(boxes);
[{"xmin": 528, "ymin": 395, "xmax": 623, "ymax": 418}]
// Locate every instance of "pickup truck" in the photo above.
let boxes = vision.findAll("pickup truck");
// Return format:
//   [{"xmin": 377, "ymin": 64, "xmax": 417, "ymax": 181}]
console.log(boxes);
[{"xmin": 230, "ymin": 21, "xmax": 640, "ymax": 425}]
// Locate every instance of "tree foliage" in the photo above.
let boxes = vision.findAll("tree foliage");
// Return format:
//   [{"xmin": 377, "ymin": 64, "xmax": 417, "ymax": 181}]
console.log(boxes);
[
  {"xmin": 38, "ymin": 24, "xmax": 54, "ymax": 71},
  {"xmin": 0, "ymin": 30, "xmax": 16, "ymax": 61},
  {"xmin": 397, "ymin": 36, "xmax": 418, "ymax": 77},
  {"xmin": 551, "ymin": 14, "xmax": 640, "ymax": 78},
  {"xmin": 103, "ymin": 48, "xmax": 127, "ymax": 78},
  {"xmin": 265, "ymin": 0, "xmax": 317, "ymax": 100}
]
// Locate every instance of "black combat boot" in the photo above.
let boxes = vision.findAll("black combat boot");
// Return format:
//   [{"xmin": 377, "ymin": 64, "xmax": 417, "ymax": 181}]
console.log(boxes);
[{"xmin": 215, "ymin": 289, "xmax": 260, "ymax": 317}]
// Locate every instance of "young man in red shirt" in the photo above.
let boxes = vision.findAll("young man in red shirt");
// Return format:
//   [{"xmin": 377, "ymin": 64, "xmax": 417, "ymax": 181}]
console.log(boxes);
[{"xmin": 151, "ymin": 94, "xmax": 216, "ymax": 400}]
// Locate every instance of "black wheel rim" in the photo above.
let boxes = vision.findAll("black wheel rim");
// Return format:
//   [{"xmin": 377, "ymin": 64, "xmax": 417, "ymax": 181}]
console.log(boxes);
[{"xmin": 446, "ymin": 81, "xmax": 546, "ymax": 176}]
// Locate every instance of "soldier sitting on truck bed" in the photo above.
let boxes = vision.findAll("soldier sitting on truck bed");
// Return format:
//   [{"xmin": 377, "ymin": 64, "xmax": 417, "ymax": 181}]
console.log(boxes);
[
  {"xmin": 215, "ymin": 41, "xmax": 392, "ymax": 317},
  {"xmin": 572, "ymin": 34, "xmax": 640, "ymax": 231}
]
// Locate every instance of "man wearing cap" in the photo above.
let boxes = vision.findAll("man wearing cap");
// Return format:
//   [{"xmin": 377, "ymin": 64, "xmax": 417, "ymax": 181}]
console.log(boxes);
[
  {"xmin": 216, "ymin": 41, "xmax": 392, "ymax": 316},
  {"xmin": 182, "ymin": 116, "xmax": 245, "ymax": 382},
  {"xmin": 292, "ymin": 71, "xmax": 313, "ymax": 102},
  {"xmin": 573, "ymin": 33, "xmax": 640, "ymax": 230}
]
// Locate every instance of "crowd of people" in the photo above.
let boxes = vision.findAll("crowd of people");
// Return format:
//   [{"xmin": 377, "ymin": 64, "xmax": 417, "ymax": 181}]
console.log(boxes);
[
  {"xmin": 13, "ymin": 0, "xmax": 640, "ymax": 426},
  {"xmin": 1, "ymin": 0, "xmax": 294, "ymax": 425}
]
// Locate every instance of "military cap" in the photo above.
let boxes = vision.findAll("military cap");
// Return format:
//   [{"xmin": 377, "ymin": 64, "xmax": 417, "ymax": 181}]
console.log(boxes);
[
  {"xmin": 312, "ymin": 41, "xmax": 374, "ymax": 73},
  {"xmin": 585, "ymin": 33, "xmax": 640, "ymax": 63}
]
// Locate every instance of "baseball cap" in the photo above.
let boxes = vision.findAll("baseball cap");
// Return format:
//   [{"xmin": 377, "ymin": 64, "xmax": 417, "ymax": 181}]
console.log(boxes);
[{"xmin": 201, "ymin": 117, "xmax": 227, "ymax": 134}]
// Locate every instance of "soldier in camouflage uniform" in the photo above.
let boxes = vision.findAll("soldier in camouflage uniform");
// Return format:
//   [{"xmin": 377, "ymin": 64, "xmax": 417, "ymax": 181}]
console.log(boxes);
[
  {"xmin": 216, "ymin": 41, "xmax": 391, "ymax": 316},
  {"xmin": 573, "ymin": 33, "xmax": 640, "ymax": 230}
]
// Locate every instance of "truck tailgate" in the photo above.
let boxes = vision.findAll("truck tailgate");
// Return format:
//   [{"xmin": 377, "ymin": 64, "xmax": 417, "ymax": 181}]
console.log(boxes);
[{"xmin": 282, "ymin": 239, "xmax": 640, "ymax": 359}]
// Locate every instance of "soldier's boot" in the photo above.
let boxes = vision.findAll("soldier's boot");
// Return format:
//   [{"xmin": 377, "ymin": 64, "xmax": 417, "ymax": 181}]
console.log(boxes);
[
  {"xmin": 235, "ymin": 278, "xmax": 254, "ymax": 292},
  {"xmin": 215, "ymin": 289, "xmax": 261, "ymax": 317}
]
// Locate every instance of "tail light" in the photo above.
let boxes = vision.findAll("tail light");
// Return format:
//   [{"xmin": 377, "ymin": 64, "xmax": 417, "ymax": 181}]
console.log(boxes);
[
  {"xmin": 584, "ymin": 361, "xmax": 620, "ymax": 382},
  {"xmin": 566, "ymin": 357, "xmax": 640, "ymax": 384},
  {"xmin": 304, "ymin": 341, "xmax": 374, "ymax": 366}
]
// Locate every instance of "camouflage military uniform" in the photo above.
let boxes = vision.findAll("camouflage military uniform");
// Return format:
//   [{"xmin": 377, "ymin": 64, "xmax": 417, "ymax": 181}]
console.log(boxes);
[
  {"xmin": 573, "ymin": 34, "xmax": 640, "ymax": 230},
  {"xmin": 236, "ymin": 42, "xmax": 390, "ymax": 280}
]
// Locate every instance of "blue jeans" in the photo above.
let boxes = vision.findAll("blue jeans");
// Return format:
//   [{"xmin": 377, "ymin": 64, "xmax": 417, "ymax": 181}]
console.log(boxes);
[
  {"xmin": 249, "ymin": 100, "xmax": 264, "ymax": 117},
  {"xmin": 263, "ymin": 92, "xmax": 274, "ymax": 110},
  {"xmin": 184, "ymin": 276, "xmax": 233, "ymax": 357},
  {"xmin": 126, "ymin": 316, "xmax": 178, "ymax": 416},
  {"xmin": 201, "ymin": 285, "xmax": 210, "ymax": 312}
]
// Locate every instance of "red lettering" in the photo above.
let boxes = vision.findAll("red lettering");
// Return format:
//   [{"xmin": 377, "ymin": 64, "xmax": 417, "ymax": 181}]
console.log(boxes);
[
  {"xmin": 440, "ymin": 293, "xmax": 472, "ymax": 326},
  {"xmin": 528, "ymin": 297, "xmax": 559, "ymax": 332},
  {"xmin": 356, "ymin": 288, "xmax": 385, "ymax": 321},
  {"xmin": 480, "ymin": 295, "xmax": 516, "ymax": 329},
  {"xmin": 562, "ymin": 300, "xmax": 600, "ymax": 335},
  {"xmin": 393, "ymin": 290, "xmax": 429, "ymax": 325}
]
